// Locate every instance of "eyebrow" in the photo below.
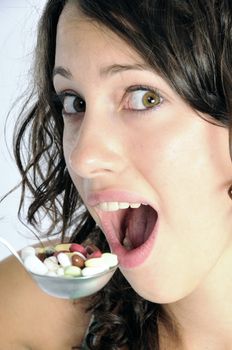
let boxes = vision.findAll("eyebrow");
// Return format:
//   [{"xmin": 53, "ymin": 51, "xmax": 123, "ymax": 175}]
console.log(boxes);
[
  {"xmin": 52, "ymin": 63, "xmax": 149, "ymax": 80},
  {"xmin": 53, "ymin": 66, "xmax": 73, "ymax": 79},
  {"xmin": 99, "ymin": 63, "xmax": 149, "ymax": 76}
]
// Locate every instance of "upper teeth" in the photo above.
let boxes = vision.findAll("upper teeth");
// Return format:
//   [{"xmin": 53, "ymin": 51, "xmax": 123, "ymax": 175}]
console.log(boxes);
[{"xmin": 97, "ymin": 202, "xmax": 141, "ymax": 211}]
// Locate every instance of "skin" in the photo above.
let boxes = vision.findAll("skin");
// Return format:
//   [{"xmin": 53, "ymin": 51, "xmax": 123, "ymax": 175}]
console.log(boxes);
[
  {"xmin": 0, "ymin": 252, "xmax": 91, "ymax": 349},
  {"xmin": 54, "ymin": 3, "xmax": 232, "ymax": 348},
  {"xmin": 1, "ymin": 2, "xmax": 232, "ymax": 349}
]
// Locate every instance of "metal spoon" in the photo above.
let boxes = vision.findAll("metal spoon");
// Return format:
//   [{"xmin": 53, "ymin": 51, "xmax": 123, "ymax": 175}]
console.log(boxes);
[{"xmin": 0, "ymin": 237, "xmax": 118, "ymax": 299}]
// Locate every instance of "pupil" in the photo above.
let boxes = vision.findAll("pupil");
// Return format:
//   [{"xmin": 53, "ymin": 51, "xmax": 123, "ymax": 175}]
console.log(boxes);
[
  {"xmin": 74, "ymin": 97, "xmax": 85, "ymax": 112},
  {"xmin": 147, "ymin": 96, "xmax": 155, "ymax": 104}
]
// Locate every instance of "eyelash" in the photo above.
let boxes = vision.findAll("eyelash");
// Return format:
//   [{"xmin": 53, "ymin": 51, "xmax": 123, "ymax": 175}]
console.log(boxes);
[
  {"xmin": 55, "ymin": 91, "xmax": 85, "ymax": 118},
  {"xmin": 55, "ymin": 85, "xmax": 164, "ymax": 118}
]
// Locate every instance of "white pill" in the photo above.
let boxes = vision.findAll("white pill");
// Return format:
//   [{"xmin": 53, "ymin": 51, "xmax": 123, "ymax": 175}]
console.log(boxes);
[
  {"xmin": 43, "ymin": 256, "xmax": 59, "ymax": 271},
  {"xmin": 101, "ymin": 253, "xmax": 118, "ymax": 268},
  {"xmin": 46, "ymin": 270, "xmax": 57, "ymax": 277},
  {"xmin": 48, "ymin": 256, "xmax": 57, "ymax": 263},
  {"xmin": 64, "ymin": 266, "xmax": 82, "ymax": 277},
  {"xmin": 24, "ymin": 255, "xmax": 48, "ymax": 275},
  {"xmin": 21, "ymin": 246, "xmax": 36, "ymax": 261},
  {"xmin": 56, "ymin": 267, "xmax": 65, "ymax": 276},
  {"xmin": 85, "ymin": 257, "xmax": 105, "ymax": 267},
  {"xmin": 57, "ymin": 252, "xmax": 71, "ymax": 267},
  {"xmin": 82, "ymin": 266, "xmax": 109, "ymax": 277}
]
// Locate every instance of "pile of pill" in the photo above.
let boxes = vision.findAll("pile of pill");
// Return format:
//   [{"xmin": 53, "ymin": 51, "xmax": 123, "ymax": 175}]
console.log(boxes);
[{"xmin": 21, "ymin": 243, "xmax": 118, "ymax": 278}]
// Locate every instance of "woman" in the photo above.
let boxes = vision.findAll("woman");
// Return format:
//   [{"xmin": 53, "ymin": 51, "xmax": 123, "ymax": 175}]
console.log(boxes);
[{"xmin": 0, "ymin": 0, "xmax": 232, "ymax": 349}]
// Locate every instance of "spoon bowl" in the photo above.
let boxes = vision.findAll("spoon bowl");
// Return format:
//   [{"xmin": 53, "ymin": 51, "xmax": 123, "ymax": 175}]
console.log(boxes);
[
  {"xmin": 0, "ymin": 237, "xmax": 118, "ymax": 299},
  {"xmin": 30, "ymin": 266, "xmax": 117, "ymax": 299}
]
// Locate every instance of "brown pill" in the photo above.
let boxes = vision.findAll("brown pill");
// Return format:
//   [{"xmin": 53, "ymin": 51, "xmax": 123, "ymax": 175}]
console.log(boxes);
[
  {"xmin": 37, "ymin": 253, "xmax": 47, "ymax": 262},
  {"xmin": 71, "ymin": 254, "xmax": 85, "ymax": 268}
]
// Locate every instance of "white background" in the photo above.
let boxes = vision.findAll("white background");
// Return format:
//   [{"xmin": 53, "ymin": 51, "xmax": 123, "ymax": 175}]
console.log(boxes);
[{"xmin": 0, "ymin": 0, "xmax": 47, "ymax": 260}]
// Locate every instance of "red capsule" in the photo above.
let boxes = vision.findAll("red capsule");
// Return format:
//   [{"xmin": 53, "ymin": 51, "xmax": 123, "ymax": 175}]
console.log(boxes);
[
  {"xmin": 70, "ymin": 243, "xmax": 87, "ymax": 256},
  {"xmin": 85, "ymin": 244, "xmax": 102, "ymax": 259}
]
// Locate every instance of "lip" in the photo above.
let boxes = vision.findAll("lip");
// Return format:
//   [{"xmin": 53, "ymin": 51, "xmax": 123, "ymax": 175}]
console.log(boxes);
[
  {"xmin": 87, "ymin": 189, "xmax": 153, "ymax": 206},
  {"xmin": 86, "ymin": 190, "xmax": 159, "ymax": 269}
]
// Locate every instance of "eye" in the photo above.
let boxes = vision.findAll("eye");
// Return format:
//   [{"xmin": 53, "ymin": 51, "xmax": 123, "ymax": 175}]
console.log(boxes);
[
  {"xmin": 123, "ymin": 86, "xmax": 163, "ymax": 111},
  {"xmin": 57, "ymin": 92, "xmax": 86, "ymax": 116}
]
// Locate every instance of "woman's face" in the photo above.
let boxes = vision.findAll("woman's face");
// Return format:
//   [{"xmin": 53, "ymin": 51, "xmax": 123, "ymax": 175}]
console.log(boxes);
[{"xmin": 53, "ymin": 3, "xmax": 232, "ymax": 303}]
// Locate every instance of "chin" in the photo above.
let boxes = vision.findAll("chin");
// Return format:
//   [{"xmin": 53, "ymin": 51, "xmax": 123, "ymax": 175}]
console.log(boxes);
[{"xmin": 121, "ymin": 268, "xmax": 198, "ymax": 304}]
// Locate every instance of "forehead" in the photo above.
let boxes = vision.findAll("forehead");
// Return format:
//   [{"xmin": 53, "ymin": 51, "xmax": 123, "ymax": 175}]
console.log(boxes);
[{"xmin": 55, "ymin": 2, "xmax": 144, "ymax": 70}]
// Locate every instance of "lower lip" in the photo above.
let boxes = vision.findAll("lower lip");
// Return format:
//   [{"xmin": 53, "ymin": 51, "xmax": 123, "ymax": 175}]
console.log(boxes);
[{"xmin": 102, "ymin": 219, "xmax": 159, "ymax": 269}]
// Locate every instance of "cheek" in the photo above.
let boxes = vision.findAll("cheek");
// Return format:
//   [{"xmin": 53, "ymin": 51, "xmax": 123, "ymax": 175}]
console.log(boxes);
[
  {"xmin": 63, "ymin": 129, "xmax": 82, "ymax": 189},
  {"xmin": 130, "ymin": 117, "xmax": 232, "ymax": 258},
  {"xmin": 124, "ymin": 124, "xmax": 232, "ymax": 302},
  {"xmin": 131, "ymin": 117, "xmax": 231, "ymax": 195},
  {"xmin": 63, "ymin": 126, "xmax": 73, "ymax": 160}
]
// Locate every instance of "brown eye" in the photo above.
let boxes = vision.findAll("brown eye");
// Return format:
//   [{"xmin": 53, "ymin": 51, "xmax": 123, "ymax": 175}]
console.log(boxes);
[
  {"xmin": 63, "ymin": 94, "xmax": 86, "ymax": 115},
  {"xmin": 125, "ymin": 88, "xmax": 163, "ymax": 111}
]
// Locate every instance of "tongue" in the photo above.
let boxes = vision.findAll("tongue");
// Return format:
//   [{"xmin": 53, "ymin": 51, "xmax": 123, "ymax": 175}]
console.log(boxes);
[{"xmin": 124, "ymin": 205, "xmax": 156, "ymax": 248}]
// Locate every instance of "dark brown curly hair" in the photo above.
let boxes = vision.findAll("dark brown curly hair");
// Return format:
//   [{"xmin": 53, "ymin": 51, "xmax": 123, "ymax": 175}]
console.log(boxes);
[{"xmin": 13, "ymin": 0, "xmax": 232, "ymax": 349}]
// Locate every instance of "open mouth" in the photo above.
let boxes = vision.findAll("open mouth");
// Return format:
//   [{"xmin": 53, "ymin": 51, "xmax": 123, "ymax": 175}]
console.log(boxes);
[
  {"xmin": 95, "ymin": 202, "xmax": 158, "ymax": 252},
  {"xmin": 92, "ymin": 199, "xmax": 159, "ymax": 268},
  {"xmin": 120, "ymin": 205, "xmax": 158, "ymax": 250}
]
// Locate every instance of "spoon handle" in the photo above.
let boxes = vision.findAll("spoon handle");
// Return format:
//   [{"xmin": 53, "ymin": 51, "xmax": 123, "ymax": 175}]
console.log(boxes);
[{"xmin": 0, "ymin": 236, "xmax": 23, "ymax": 264}]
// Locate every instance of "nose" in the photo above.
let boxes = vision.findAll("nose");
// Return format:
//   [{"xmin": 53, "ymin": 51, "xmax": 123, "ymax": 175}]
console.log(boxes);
[{"xmin": 66, "ymin": 112, "xmax": 126, "ymax": 179}]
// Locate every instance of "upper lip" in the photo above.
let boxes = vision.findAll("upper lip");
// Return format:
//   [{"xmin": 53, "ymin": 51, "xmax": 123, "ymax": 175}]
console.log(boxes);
[{"xmin": 86, "ymin": 189, "xmax": 156, "ymax": 207}]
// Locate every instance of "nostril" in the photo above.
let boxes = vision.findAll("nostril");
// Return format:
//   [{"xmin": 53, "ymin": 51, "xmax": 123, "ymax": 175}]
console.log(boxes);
[{"xmin": 71, "ymin": 153, "xmax": 112, "ymax": 174}]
